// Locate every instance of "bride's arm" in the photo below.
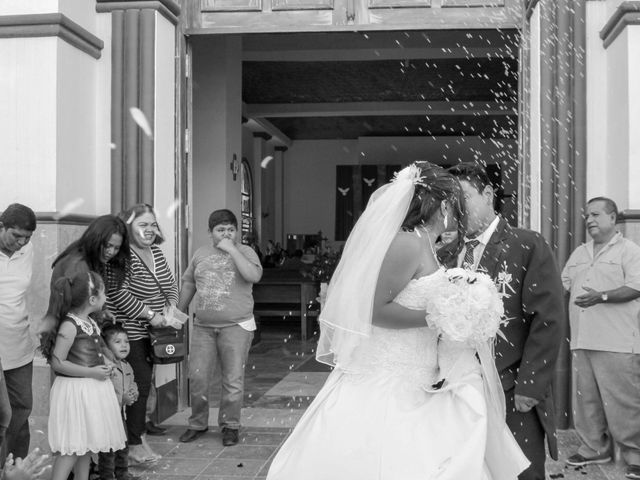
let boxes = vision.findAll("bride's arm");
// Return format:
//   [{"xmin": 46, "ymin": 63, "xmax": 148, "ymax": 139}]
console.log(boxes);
[{"xmin": 371, "ymin": 234, "xmax": 434, "ymax": 329}]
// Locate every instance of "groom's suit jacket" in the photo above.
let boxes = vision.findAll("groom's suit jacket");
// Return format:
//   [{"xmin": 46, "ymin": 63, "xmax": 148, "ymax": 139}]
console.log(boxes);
[{"xmin": 439, "ymin": 217, "xmax": 565, "ymax": 458}]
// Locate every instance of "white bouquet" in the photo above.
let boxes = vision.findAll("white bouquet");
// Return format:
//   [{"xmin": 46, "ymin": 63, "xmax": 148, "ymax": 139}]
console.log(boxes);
[{"xmin": 426, "ymin": 268, "xmax": 506, "ymax": 345}]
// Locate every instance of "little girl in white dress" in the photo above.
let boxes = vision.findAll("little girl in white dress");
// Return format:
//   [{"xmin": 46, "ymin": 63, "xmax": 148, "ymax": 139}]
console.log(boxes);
[{"xmin": 41, "ymin": 271, "xmax": 126, "ymax": 480}]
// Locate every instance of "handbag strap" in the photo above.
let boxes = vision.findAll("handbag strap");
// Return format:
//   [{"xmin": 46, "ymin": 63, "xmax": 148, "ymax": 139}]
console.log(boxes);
[{"xmin": 132, "ymin": 248, "xmax": 171, "ymax": 305}]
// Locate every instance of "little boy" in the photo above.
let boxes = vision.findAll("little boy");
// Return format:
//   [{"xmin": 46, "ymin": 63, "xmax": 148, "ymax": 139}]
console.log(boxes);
[{"xmin": 99, "ymin": 323, "xmax": 139, "ymax": 480}]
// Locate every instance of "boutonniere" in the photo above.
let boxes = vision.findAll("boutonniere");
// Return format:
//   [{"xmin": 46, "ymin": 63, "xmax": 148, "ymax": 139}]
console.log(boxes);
[{"xmin": 496, "ymin": 261, "xmax": 516, "ymax": 298}]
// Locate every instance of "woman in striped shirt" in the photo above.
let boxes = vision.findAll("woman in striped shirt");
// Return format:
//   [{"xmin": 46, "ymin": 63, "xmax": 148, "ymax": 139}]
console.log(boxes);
[{"xmin": 108, "ymin": 204, "xmax": 178, "ymax": 464}]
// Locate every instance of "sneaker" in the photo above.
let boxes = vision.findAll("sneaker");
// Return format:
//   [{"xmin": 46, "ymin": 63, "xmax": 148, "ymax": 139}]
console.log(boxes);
[
  {"xmin": 566, "ymin": 453, "xmax": 612, "ymax": 466},
  {"xmin": 626, "ymin": 465, "xmax": 640, "ymax": 479},
  {"xmin": 222, "ymin": 427, "xmax": 239, "ymax": 446}
]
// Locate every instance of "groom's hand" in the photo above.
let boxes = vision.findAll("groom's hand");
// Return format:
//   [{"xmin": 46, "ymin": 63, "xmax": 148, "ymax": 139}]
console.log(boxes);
[{"xmin": 514, "ymin": 394, "xmax": 539, "ymax": 413}]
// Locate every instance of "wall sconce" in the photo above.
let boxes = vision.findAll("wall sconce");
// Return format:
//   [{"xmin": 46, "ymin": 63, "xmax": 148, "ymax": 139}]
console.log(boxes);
[{"xmin": 230, "ymin": 153, "xmax": 239, "ymax": 181}]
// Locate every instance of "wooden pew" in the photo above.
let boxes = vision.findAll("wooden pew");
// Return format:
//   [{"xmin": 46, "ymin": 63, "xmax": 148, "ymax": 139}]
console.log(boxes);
[{"xmin": 253, "ymin": 270, "xmax": 319, "ymax": 340}]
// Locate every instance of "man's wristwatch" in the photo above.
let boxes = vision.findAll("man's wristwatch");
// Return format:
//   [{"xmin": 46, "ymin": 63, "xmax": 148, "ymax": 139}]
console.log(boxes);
[{"xmin": 601, "ymin": 292, "xmax": 608, "ymax": 303}]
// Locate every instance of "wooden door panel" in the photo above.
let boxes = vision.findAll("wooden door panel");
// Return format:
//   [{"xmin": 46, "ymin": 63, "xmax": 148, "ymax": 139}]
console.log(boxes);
[
  {"xmin": 202, "ymin": 0, "xmax": 262, "ymax": 11},
  {"xmin": 272, "ymin": 0, "xmax": 334, "ymax": 10},
  {"xmin": 191, "ymin": 0, "xmax": 520, "ymax": 33},
  {"xmin": 442, "ymin": 0, "xmax": 505, "ymax": 7},
  {"xmin": 368, "ymin": 0, "xmax": 430, "ymax": 8}
]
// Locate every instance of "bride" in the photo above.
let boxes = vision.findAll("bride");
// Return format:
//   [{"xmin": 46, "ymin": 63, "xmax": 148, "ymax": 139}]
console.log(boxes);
[{"xmin": 266, "ymin": 162, "xmax": 529, "ymax": 480}]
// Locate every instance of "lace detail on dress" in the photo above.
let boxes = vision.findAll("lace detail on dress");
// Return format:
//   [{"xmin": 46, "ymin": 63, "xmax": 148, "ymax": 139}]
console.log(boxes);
[
  {"xmin": 343, "ymin": 270, "xmax": 447, "ymax": 387},
  {"xmin": 67, "ymin": 313, "xmax": 99, "ymax": 336},
  {"xmin": 393, "ymin": 268, "xmax": 447, "ymax": 311}
]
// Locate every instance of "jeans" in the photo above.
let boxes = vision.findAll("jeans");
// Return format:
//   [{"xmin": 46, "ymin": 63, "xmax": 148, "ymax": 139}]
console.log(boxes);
[
  {"xmin": 125, "ymin": 340, "xmax": 152, "ymax": 446},
  {"xmin": 188, "ymin": 324, "xmax": 253, "ymax": 431},
  {"xmin": 1, "ymin": 362, "xmax": 33, "ymax": 460},
  {"xmin": 98, "ymin": 444, "xmax": 129, "ymax": 480}
]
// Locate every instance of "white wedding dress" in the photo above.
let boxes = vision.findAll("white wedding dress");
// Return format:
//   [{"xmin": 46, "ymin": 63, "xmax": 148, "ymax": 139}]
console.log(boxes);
[{"xmin": 267, "ymin": 270, "xmax": 529, "ymax": 480}]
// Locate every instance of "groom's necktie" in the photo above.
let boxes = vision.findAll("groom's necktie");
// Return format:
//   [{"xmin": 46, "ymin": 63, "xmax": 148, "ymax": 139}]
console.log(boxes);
[{"xmin": 463, "ymin": 239, "xmax": 480, "ymax": 270}]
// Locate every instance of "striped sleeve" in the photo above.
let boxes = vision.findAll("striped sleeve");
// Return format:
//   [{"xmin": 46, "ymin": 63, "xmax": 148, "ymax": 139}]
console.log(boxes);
[
  {"xmin": 109, "ymin": 246, "xmax": 178, "ymax": 340},
  {"xmin": 109, "ymin": 261, "xmax": 149, "ymax": 323}
]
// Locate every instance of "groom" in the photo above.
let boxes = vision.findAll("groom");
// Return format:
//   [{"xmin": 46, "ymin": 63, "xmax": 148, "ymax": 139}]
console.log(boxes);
[{"xmin": 439, "ymin": 163, "xmax": 564, "ymax": 480}]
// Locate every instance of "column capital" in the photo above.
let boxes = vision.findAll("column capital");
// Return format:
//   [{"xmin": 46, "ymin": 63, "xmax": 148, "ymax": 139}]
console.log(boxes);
[{"xmin": 96, "ymin": 0, "xmax": 181, "ymax": 25}]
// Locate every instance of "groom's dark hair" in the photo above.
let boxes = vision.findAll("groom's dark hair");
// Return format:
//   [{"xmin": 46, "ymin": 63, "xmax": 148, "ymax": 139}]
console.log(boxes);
[{"xmin": 447, "ymin": 163, "xmax": 493, "ymax": 195}]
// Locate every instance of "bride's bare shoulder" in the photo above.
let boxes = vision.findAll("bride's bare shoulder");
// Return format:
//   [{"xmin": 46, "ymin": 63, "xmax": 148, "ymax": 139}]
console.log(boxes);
[{"xmin": 386, "ymin": 232, "xmax": 423, "ymax": 259}]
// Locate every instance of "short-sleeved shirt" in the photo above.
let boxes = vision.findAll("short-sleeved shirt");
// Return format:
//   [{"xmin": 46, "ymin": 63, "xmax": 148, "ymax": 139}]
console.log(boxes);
[
  {"xmin": 0, "ymin": 242, "xmax": 35, "ymax": 370},
  {"xmin": 181, "ymin": 244, "xmax": 262, "ymax": 328},
  {"xmin": 561, "ymin": 232, "xmax": 640, "ymax": 353}
]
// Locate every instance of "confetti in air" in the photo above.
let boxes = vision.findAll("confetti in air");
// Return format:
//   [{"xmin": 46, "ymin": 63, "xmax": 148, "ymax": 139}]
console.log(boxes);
[
  {"xmin": 53, "ymin": 198, "xmax": 85, "ymax": 220},
  {"xmin": 261, "ymin": 155, "xmax": 274, "ymax": 168},
  {"xmin": 166, "ymin": 199, "xmax": 181, "ymax": 218},
  {"xmin": 126, "ymin": 212, "xmax": 135, "ymax": 224},
  {"xmin": 110, "ymin": 142, "xmax": 117, "ymax": 150},
  {"xmin": 129, "ymin": 107, "xmax": 153, "ymax": 139}
]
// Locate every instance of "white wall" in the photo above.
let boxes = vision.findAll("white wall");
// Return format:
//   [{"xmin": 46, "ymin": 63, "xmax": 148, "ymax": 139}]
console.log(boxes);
[
  {"xmin": 191, "ymin": 36, "xmax": 243, "ymax": 251},
  {"xmin": 0, "ymin": 37, "xmax": 58, "ymax": 210},
  {"xmin": 56, "ymin": 39, "xmax": 100, "ymax": 213},
  {"xmin": 154, "ymin": 12, "xmax": 177, "ymax": 270},
  {"xmin": 283, "ymin": 136, "xmax": 518, "ymax": 243},
  {"xmin": 586, "ymin": 1, "xmax": 608, "ymax": 202},
  {"xmin": 95, "ymin": 12, "xmax": 113, "ymax": 214},
  {"xmin": 605, "ymin": 29, "xmax": 630, "ymax": 209},
  {"xmin": 627, "ymin": 27, "xmax": 640, "ymax": 208},
  {"xmin": 283, "ymin": 140, "xmax": 357, "ymax": 244},
  {"xmin": 0, "ymin": 1, "xmax": 109, "ymax": 215}
]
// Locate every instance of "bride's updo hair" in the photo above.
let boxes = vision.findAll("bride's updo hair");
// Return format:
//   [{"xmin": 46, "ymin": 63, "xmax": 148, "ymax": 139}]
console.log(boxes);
[{"xmin": 401, "ymin": 161, "xmax": 466, "ymax": 259}]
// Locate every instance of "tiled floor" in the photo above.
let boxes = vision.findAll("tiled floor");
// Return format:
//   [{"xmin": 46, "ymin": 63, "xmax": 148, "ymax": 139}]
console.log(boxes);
[{"xmin": 28, "ymin": 321, "xmax": 627, "ymax": 479}]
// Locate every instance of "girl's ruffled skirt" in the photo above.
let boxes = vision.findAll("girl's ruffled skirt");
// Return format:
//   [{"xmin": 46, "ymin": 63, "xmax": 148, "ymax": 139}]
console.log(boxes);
[{"xmin": 48, "ymin": 376, "xmax": 127, "ymax": 455}]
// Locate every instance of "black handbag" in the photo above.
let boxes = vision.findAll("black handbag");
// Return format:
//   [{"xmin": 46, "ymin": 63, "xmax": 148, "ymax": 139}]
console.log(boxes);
[
  {"xmin": 134, "ymin": 250, "xmax": 186, "ymax": 364},
  {"xmin": 148, "ymin": 326, "xmax": 185, "ymax": 364}
]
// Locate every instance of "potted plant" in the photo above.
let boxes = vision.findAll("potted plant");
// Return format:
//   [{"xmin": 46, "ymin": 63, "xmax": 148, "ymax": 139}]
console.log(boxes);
[{"xmin": 306, "ymin": 247, "xmax": 342, "ymax": 309}]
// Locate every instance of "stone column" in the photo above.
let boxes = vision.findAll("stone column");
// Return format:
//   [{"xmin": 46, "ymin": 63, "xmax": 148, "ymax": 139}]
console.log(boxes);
[{"xmin": 525, "ymin": 0, "xmax": 587, "ymax": 427}]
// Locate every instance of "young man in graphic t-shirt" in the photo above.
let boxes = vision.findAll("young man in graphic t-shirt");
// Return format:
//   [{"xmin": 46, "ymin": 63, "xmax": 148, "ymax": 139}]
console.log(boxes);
[{"xmin": 177, "ymin": 209, "xmax": 263, "ymax": 447}]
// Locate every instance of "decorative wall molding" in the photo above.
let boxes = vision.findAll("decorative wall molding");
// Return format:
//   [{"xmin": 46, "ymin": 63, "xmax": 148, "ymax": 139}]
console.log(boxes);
[
  {"xmin": 96, "ymin": 0, "xmax": 181, "ymax": 25},
  {"xmin": 0, "ymin": 13, "xmax": 103, "ymax": 59},
  {"xmin": 600, "ymin": 1, "xmax": 640, "ymax": 48},
  {"xmin": 619, "ymin": 209, "xmax": 640, "ymax": 222},
  {"xmin": 36, "ymin": 213, "xmax": 96, "ymax": 226}
]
